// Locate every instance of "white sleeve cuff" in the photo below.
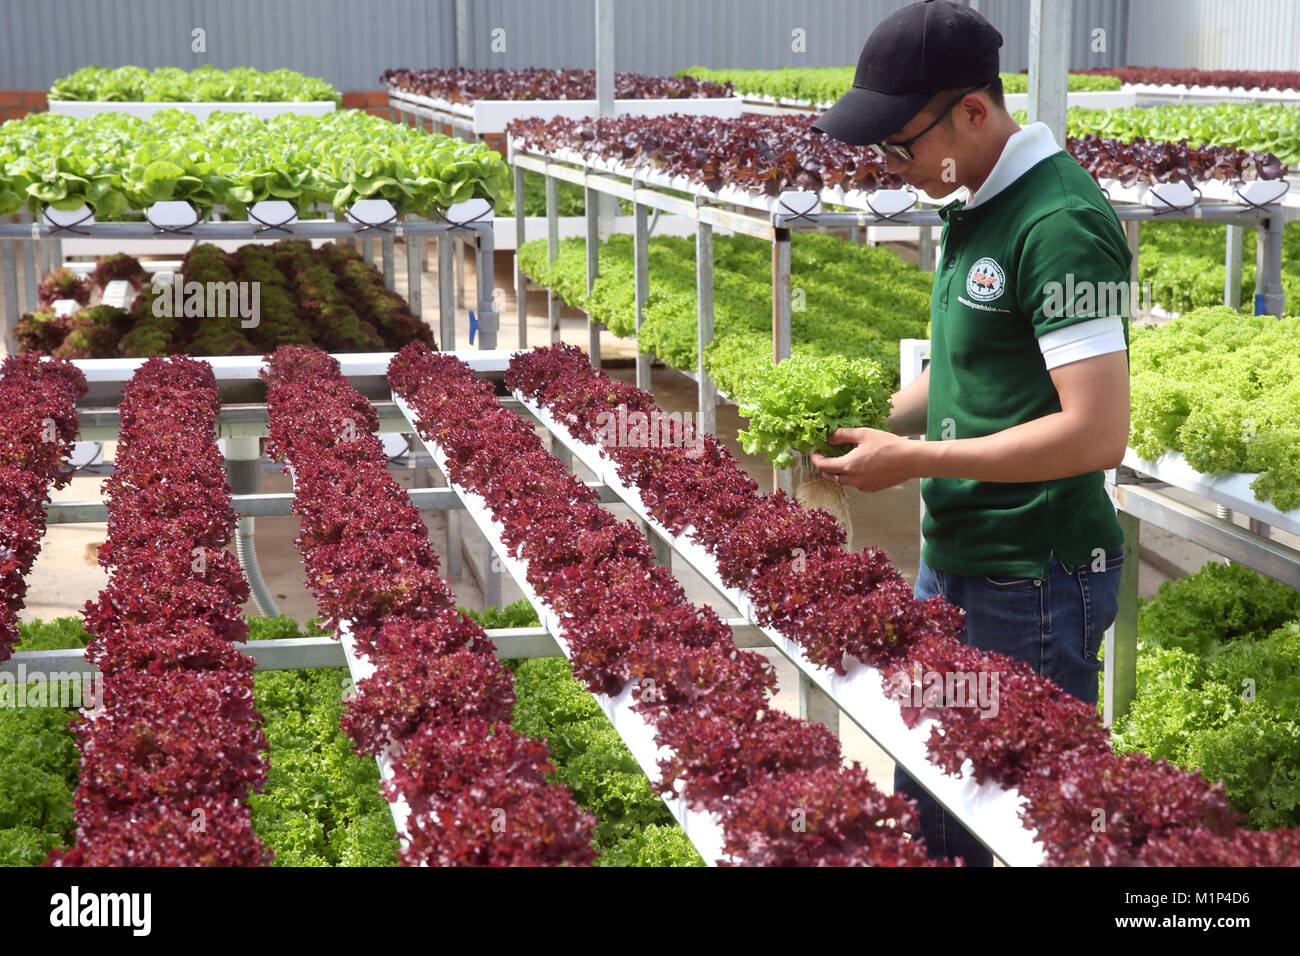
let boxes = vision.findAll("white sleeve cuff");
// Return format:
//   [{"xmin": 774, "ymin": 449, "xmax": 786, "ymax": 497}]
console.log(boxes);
[{"xmin": 1038, "ymin": 317, "xmax": 1127, "ymax": 370}]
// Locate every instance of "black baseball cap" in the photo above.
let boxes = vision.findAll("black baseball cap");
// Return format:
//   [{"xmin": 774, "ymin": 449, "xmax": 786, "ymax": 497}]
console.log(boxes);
[{"xmin": 811, "ymin": 0, "xmax": 1004, "ymax": 146}]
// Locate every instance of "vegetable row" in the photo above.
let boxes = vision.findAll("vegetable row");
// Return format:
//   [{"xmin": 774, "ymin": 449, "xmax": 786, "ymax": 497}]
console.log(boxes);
[
  {"xmin": 506, "ymin": 113, "xmax": 1287, "ymax": 200},
  {"xmin": 1130, "ymin": 306, "xmax": 1300, "ymax": 512},
  {"xmin": 51, "ymin": 356, "xmax": 269, "ymax": 866},
  {"xmin": 1078, "ymin": 66, "xmax": 1300, "ymax": 94},
  {"xmin": 508, "ymin": 343, "xmax": 1300, "ymax": 865},
  {"xmin": 681, "ymin": 65, "xmax": 1300, "ymax": 98},
  {"xmin": 20, "ymin": 242, "xmax": 433, "ymax": 360},
  {"xmin": 0, "ymin": 353, "xmax": 87, "ymax": 661},
  {"xmin": 1053, "ymin": 103, "xmax": 1299, "ymax": 168},
  {"xmin": 675, "ymin": 67, "xmax": 1121, "ymax": 104},
  {"xmin": 247, "ymin": 616, "xmax": 399, "ymax": 867},
  {"xmin": 262, "ymin": 346, "xmax": 595, "ymax": 866},
  {"xmin": 50, "ymin": 66, "xmax": 340, "ymax": 103},
  {"xmin": 390, "ymin": 341, "xmax": 933, "ymax": 865},
  {"xmin": 523, "ymin": 229, "xmax": 1300, "ymax": 509},
  {"xmin": 2, "ymin": 609, "xmax": 701, "ymax": 868},
  {"xmin": 382, "ymin": 68, "xmax": 732, "ymax": 102},
  {"xmin": 0, "ymin": 110, "xmax": 508, "ymax": 219}
]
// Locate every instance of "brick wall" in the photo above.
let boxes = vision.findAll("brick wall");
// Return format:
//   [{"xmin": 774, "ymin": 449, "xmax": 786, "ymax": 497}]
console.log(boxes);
[
  {"xmin": 341, "ymin": 90, "xmax": 393, "ymax": 118},
  {"xmin": 0, "ymin": 89, "xmax": 46, "ymax": 121}
]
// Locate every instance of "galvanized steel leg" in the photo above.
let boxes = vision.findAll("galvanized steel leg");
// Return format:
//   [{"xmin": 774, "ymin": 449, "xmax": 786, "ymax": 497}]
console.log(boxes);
[
  {"xmin": 514, "ymin": 164, "xmax": 527, "ymax": 348},
  {"xmin": 1, "ymin": 240, "xmax": 19, "ymax": 353},
  {"xmin": 382, "ymin": 233, "xmax": 396, "ymax": 291},
  {"xmin": 455, "ymin": 235, "xmax": 466, "ymax": 308},
  {"xmin": 644, "ymin": 520, "xmax": 672, "ymax": 567},
  {"xmin": 1124, "ymin": 220, "xmax": 1140, "ymax": 292},
  {"xmin": 475, "ymin": 226, "xmax": 499, "ymax": 350},
  {"xmin": 917, "ymin": 225, "xmax": 935, "ymax": 271},
  {"xmin": 483, "ymin": 532, "xmax": 502, "ymax": 609},
  {"xmin": 38, "ymin": 233, "xmax": 51, "ymax": 281},
  {"xmin": 585, "ymin": 184, "xmax": 601, "ymax": 367},
  {"xmin": 800, "ymin": 675, "xmax": 840, "ymax": 735},
  {"xmin": 1103, "ymin": 510, "xmax": 1140, "ymax": 727},
  {"xmin": 634, "ymin": 202, "xmax": 651, "ymax": 392},
  {"xmin": 1257, "ymin": 214, "xmax": 1285, "ymax": 317},
  {"xmin": 21, "ymin": 235, "xmax": 38, "ymax": 315},
  {"xmin": 546, "ymin": 173, "xmax": 560, "ymax": 343},
  {"xmin": 438, "ymin": 233, "xmax": 456, "ymax": 350},
  {"xmin": 696, "ymin": 218, "xmax": 717, "ymax": 439},
  {"xmin": 406, "ymin": 235, "xmax": 423, "ymax": 326}
]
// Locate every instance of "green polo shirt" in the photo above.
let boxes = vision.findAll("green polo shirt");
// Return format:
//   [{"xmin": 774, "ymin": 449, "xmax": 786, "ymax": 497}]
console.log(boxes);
[{"xmin": 921, "ymin": 135, "xmax": 1131, "ymax": 580}]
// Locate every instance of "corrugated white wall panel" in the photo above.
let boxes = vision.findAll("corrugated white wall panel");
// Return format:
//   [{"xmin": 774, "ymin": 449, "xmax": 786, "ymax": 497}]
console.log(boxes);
[
  {"xmin": 1124, "ymin": 0, "xmax": 1300, "ymax": 70},
  {"xmin": 13, "ymin": 0, "xmax": 1274, "ymax": 95}
]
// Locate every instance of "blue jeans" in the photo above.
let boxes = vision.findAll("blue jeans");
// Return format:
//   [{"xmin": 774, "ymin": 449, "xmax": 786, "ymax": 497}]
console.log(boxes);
[{"xmin": 893, "ymin": 546, "xmax": 1126, "ymax": 866}]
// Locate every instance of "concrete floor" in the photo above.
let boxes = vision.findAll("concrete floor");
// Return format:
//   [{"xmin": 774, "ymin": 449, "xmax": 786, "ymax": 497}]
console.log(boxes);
[{"xmin": 18, "ymin": 238, "xmax": 1283, "ymax": 843}]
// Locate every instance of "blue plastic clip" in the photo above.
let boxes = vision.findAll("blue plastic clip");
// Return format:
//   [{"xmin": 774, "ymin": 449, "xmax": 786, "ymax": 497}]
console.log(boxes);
[{"xmin": 469, "ymin": 309, "xmax": 478, "ymax": 345}]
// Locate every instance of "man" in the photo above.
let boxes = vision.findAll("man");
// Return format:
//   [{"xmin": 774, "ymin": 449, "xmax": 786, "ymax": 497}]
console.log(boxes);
[{"xmin": 808, "ymin": 0, "xmax": 1130, "ymax": 866}]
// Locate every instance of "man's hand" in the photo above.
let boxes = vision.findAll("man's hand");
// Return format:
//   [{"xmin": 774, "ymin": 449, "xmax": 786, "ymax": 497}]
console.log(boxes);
[
  {"xmin": 810, "ymin": 427, "xmax": 918, "ymax": 492},
  {"xmin": 807, "ymin": 351, "xmax": 1130, "ymax": 489}
]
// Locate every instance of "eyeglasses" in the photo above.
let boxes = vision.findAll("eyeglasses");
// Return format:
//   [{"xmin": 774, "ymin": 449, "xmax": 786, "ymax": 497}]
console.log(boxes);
[{"xmin": 870, "ymin": 83, "xmax": 990, "ymax": 162}]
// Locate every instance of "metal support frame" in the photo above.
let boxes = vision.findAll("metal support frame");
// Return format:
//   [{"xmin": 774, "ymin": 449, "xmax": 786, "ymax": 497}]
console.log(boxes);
[
  {"xmin": 405, "ymin": 234, "xmax": 422, "ymax": 323},
  {"xmin": 471, "ymin": 224, "xmax": 500, "ymax": 350},
  {"xmin": 0, "ymin": 239, "xmax": 18, "ymax": 354}
]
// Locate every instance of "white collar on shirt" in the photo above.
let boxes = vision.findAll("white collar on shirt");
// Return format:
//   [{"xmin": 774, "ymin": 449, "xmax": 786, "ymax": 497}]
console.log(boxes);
[{"xmin": 960, "ymin": 121, "xmax": 1062, "ymax": 210}]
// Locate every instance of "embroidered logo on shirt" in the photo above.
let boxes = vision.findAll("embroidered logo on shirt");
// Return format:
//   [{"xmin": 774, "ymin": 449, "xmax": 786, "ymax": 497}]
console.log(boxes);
[{"xmin": 966, "ymin": 257, "xmax": 1006, "ymax": 301}]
